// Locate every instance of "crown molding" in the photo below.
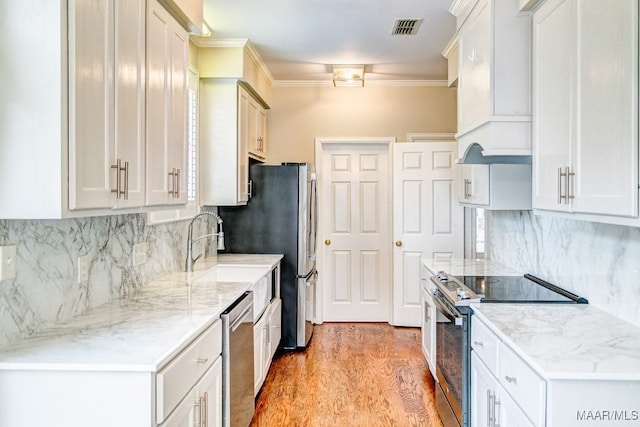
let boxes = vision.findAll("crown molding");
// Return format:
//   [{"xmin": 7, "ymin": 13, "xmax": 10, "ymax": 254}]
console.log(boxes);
[
  {"xmin": 274, "ymin": 79, "xmax": 449, "ymax": 88},
  {"xmin": 190, "ymin": 37, "xmax": 274, "ymax": 84}
]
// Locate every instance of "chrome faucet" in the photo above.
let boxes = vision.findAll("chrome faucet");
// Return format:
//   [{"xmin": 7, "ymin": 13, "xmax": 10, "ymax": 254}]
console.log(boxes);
[{"xmin": 185, "ymin": 211, "xmax": 225, "ymax": 272}]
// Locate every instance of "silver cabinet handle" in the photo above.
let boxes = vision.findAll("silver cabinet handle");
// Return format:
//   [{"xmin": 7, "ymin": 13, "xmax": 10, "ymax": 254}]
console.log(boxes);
[
  {"xmin": 175, "ymin": 168, "xmax": 180, "ymax": 198},
  {"xmin": 487, "ymin": 389, "xmax": 493, "ymax": 427},
  {"xmin": 111, "ymin": 159, "xmax": 127, "ymax": 199},
  {"xmin": 168, "ymin": 169, "xmax": 175, "ymax": 196},
  {"xmin": 474, "ymin": 341, "xmax": 484, "ymax": 347},
  {"xmin": 203, "ymin": 392, "xmax": 208, "ymax": 427},
  {"xmin": 123, "ymin": 160, "xmax": 129, "ymax": 200},
  {"xmin": 248, "ymin": 180, "xmax": 253, "ymax": 198},
  {"xmin": 504, "ymin": 375, "xmax": 517, "ymax": 383},
  {"xmin": 566, "ymin": 167, "xmax": 575, "ymax": 202},
  {"xmin": 558, "ymin": 167, "xmax": 564, "ymax": 204},
  {"xmin": 167, "ymin": 168, "xmax": 180, "ymax": 198},
  {"xmin": 559, "ymin": 167, "xmax": 575, "ymax": 205},
  {"xmin": 493, "ymin": 395, "xmax": 501, "ymax": 427}
]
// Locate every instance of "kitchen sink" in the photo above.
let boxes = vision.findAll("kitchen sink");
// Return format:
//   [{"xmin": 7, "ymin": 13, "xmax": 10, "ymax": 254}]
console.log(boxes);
[{"xmin": 194, "ymin": 264, "xmax": 271, "ymax": 284}]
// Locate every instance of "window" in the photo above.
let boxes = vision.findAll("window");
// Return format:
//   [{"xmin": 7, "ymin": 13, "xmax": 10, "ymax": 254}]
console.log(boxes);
[
  {"xmin": 147, "ymin": 66, "xmax": 200, "ymax": 224},
  {"xmin": 475, "ymin": 208, "xmax": 485, "ymax": 258},
  {"xmin": 464, "ymin": 207, "xmax": 487, "ymax": 259}
]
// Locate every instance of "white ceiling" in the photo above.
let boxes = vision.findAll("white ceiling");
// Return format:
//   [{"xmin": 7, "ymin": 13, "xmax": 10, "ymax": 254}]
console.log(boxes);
[{"xmin": 201, "ymin": 0, "xmax": 456, "ymax": 83}]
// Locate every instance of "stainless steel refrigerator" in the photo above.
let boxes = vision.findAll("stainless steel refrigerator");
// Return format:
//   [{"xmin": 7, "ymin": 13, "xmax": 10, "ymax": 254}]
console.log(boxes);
[{"xmin": 219, "ymin": 163, "xmax": 318, "ymax": 349}]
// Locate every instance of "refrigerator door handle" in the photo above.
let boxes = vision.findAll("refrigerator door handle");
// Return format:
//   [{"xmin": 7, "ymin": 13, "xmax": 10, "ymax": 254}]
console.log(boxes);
[
  {"xmin": 310, "ymin": 174, "xmax": 318, "ymax": 260},
  {"xmin": 297, "ymin": 270, "xmax": 314, "ymax": 280}
]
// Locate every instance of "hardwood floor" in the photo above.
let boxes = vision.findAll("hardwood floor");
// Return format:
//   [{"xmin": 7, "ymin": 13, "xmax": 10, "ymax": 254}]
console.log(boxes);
[{"xmin": 250, "ymin": 323, "xmax": 443, "ymax": 427}]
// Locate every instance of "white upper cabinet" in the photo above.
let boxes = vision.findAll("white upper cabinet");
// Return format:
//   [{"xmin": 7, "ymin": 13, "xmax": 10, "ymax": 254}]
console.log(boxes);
[
  {"xmin": 248, "ymin": 96, "xmax": 268, "ymax": 161},
  {"xmin": 146, "ymin": 0, "xmax": 189, "ymax": 206},
  {"xmin": 458, "ymin": 163, "xmax": 532, "ymax": 210},
  {"xmin": 0, "ymin": 0, "xmax": 187, "ymax": 219},
  {"xmin": 532, "ymin": 0, "xmax": 638, "ymax": 219},
  {"xmin": 68, "ymin": 0, "xmax": 114, "ymax": 210},
  {"xmin": 200, "ymin": 81, "xmax": 255, "ymax": 206},
  {"xmin": 69, "ymin": 0, "xmax": 146, "ymax": 211},
  {"xmin": 114, "ymin": 0, "xmax": 147, "ymax": 209},
  {"xmin": 453, "ymin": 0, "xmax": 532, "ymax": 160}
]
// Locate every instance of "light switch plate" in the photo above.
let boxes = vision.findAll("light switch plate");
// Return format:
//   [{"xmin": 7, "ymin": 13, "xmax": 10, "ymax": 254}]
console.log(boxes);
[
  {"xmin": 133, "ymin": 242, "xmax": 147, "ymax": 266},
  {"xmin": 0, "ymin": 245, "xmax": 17, "ymax": 281},
  {"xmin": 78, "ymin": 254, "xmax": 90, "ymax": 283}
]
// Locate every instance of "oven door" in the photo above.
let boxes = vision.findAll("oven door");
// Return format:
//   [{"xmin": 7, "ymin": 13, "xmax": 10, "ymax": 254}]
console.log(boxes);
[{"xmin": 433, "ymin": 293, "xmax": 467, "ymax": 427}]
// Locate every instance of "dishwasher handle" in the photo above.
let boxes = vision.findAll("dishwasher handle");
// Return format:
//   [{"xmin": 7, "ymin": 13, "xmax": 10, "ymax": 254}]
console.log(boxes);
[
  {"xmin": 221, "ymin": 291, "xmax": 254, "ymax": 328},
  {"xmin": 230, "ymin": 305, "xmax": 253, "ymax": 331}
]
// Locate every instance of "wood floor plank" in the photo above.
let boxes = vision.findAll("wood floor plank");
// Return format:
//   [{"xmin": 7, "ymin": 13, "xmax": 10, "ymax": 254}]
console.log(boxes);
[{"xmin": 251, "ymin": 323, "xmax": 443, "ymax": 427}]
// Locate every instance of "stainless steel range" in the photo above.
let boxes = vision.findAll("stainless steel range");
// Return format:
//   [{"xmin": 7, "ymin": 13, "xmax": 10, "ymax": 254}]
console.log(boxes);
[{"xmin": 429, "ymin": 271, "xmax": 588, "ymax": 427}]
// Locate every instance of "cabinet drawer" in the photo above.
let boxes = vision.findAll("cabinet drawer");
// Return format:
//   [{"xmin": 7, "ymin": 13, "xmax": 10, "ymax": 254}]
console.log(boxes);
[
  {"xmin": 498, "ymin": 342, "xmax": 545, "ymax": 426},
  {"xmin": 157, "ymin": 320, "xmax": 223, "ymax": 423},
  {"xmin": 471, "ymin": 316, "xmax": 499, "ymax": 375}
]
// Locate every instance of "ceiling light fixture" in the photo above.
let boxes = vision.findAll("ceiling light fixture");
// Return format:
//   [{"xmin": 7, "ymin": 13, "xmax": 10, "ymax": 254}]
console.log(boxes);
[{"xmin": 332, "ymin": 65, "xmax": 365, "ymax": 87}]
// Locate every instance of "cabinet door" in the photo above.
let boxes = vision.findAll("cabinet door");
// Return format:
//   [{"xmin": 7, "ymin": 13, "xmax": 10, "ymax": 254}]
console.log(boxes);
[
  {"xmin": 471, "ymin": 352, "xmax": 499, "ymax": 427},
  {"xmin": 68, "ymin": 0, "xmax": 114, "ymax": 210},
  {"xmin": 457, "ymin": 0, "xmax": 491, "ymax": 133},
  {"xmin": 458, "ymin": 164, "xmax": 489, "ymax": 206},
  {"xmin": 237, "ymin": 88, "xmax": 250, "ymax": 203},
  {"xmin": 497, "ymin": 385, "xmax": 535, "ymax": 427},
  {"xmin": 472, "ymin": 352, "xmax": 534, "ymax": 427},
  {"xmin": 253, "ymin": 313, "xmax": 268, "ymax": 396},
  {"xmin": 160, "ymin": 356, "xmax": 223, "ymax": 427},
  {"xmin": 257, "ymin": 107, "xmax": 267, "ymax": 158},
  {"xmin": 248, "ymin": 98, "xmax": 267, "ymax": 160},
  {"xmin": 247, "ymin": 97, "xmax": 259, "ymax": 158},
  {"xmin": 113, "ymin": 0, "xmax": 146, "ymax": 209},
  {"xmin": 421, "ymin": 285, "xmax": 436, "ymax": 379},
  {"xmin": 572, "ymin": 0, "xmax": 638, "ymax": 217},
  {"xmin": 268, "ymin": 298, "xmax": 282, "ymax": 360},
  {"xmin": 168, "ymin": 18, "xmax": 189, "ymax": 205},
  {"xmin": 146, "ymin": 0, "xmax": 188, "ymax": 206},
  {"xmin": 531, "ymin": 0, "xmax": 573, "ymax": 212}
]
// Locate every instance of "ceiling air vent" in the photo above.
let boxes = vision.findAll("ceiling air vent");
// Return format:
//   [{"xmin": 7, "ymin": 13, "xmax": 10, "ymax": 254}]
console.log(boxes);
[{"xmin": 391, "ymin": 18, "xmax": 423, "ymax": 36}]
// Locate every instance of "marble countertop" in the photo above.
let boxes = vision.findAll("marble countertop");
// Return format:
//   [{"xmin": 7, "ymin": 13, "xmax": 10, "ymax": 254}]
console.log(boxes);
[
  {"xmin": 421, "ymin": 258, "xmax": 521, "ymax": 277},
  {"xmin": 0, "ymin": 254, "xmax": 282, "ymax": 373},
  {"xmin": 472, "ymin": 303, "xmax": 640, "ymax": 381}
]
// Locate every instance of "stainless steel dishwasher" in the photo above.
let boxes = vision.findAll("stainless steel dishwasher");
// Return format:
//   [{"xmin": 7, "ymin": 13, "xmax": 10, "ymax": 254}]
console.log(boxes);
[{"xmin": 221, "ymin": 291, "xmax": 254, "ymax": 427}]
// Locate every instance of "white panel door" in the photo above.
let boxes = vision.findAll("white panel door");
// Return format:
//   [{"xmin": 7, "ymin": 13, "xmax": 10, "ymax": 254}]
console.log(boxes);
[
  {"xmin": 392, "ymin": 142, "xmax": 463, "ymax": 327},
  {"xmin": 319, "ymin": 140, "xmax": 392, "ymax": 322}
]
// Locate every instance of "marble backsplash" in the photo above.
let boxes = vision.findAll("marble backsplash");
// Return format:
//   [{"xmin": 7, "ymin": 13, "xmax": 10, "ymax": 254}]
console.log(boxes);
[
  {"xmin": 0, "ymin": 213, "xmax": 212, "ymax": 348},
  {"xmin": 487, "ymin": 210, "xmax": 640, "ymax": 327}
]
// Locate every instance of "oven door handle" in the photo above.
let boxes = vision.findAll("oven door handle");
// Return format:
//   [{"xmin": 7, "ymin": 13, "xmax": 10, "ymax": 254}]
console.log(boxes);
[{"xmin": 433, "ymin": 294, "xmax": 463, "ymax": 326}]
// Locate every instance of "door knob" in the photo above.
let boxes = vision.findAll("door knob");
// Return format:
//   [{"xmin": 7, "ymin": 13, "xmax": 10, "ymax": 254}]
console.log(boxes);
[
  {"xmin": 395, "ymin": 241, "xmax": 403, "ymax": 247},
  {"xmin": 324, "ymin": 239, "xmax": 331, "ymax": 245}
]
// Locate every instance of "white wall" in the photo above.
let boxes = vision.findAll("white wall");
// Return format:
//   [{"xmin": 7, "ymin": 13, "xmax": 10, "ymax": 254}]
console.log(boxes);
[
  {"xmin": 487, "ymin": 210, "xmax": 640, "ymax": 327},
  {"xmin": 266, "ymin": 84, "xmax": 457, "ymax": 164}
]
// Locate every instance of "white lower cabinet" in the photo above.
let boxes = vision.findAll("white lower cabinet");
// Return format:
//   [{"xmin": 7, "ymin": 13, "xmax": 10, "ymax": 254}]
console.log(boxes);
[
  {"xmin": 471, "ymin": 312, "xmax": 640, "ymax": 426},
  {"xmin": 253, "ymin": 298, "xmax": 282, "ymax": 396},
  {"xmin": 471, "ymin": 352, "xmax": 534, "ymax": 427},
  {"xmin": 161, "ymin": 357, "xmax": 222, "ymax": 427},
  {"xmin": 0, "ymin": 320, "xmax": 223, "ymax": 427},
  {"xmin": 420, "ymin": 266, "xmax": 437, "ymax": 380}
]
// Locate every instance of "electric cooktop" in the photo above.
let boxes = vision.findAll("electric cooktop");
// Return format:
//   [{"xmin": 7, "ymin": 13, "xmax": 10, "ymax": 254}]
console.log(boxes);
[{"xmin": 433, "ymin": 272, "xmax": 588, "ymax": 306}]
